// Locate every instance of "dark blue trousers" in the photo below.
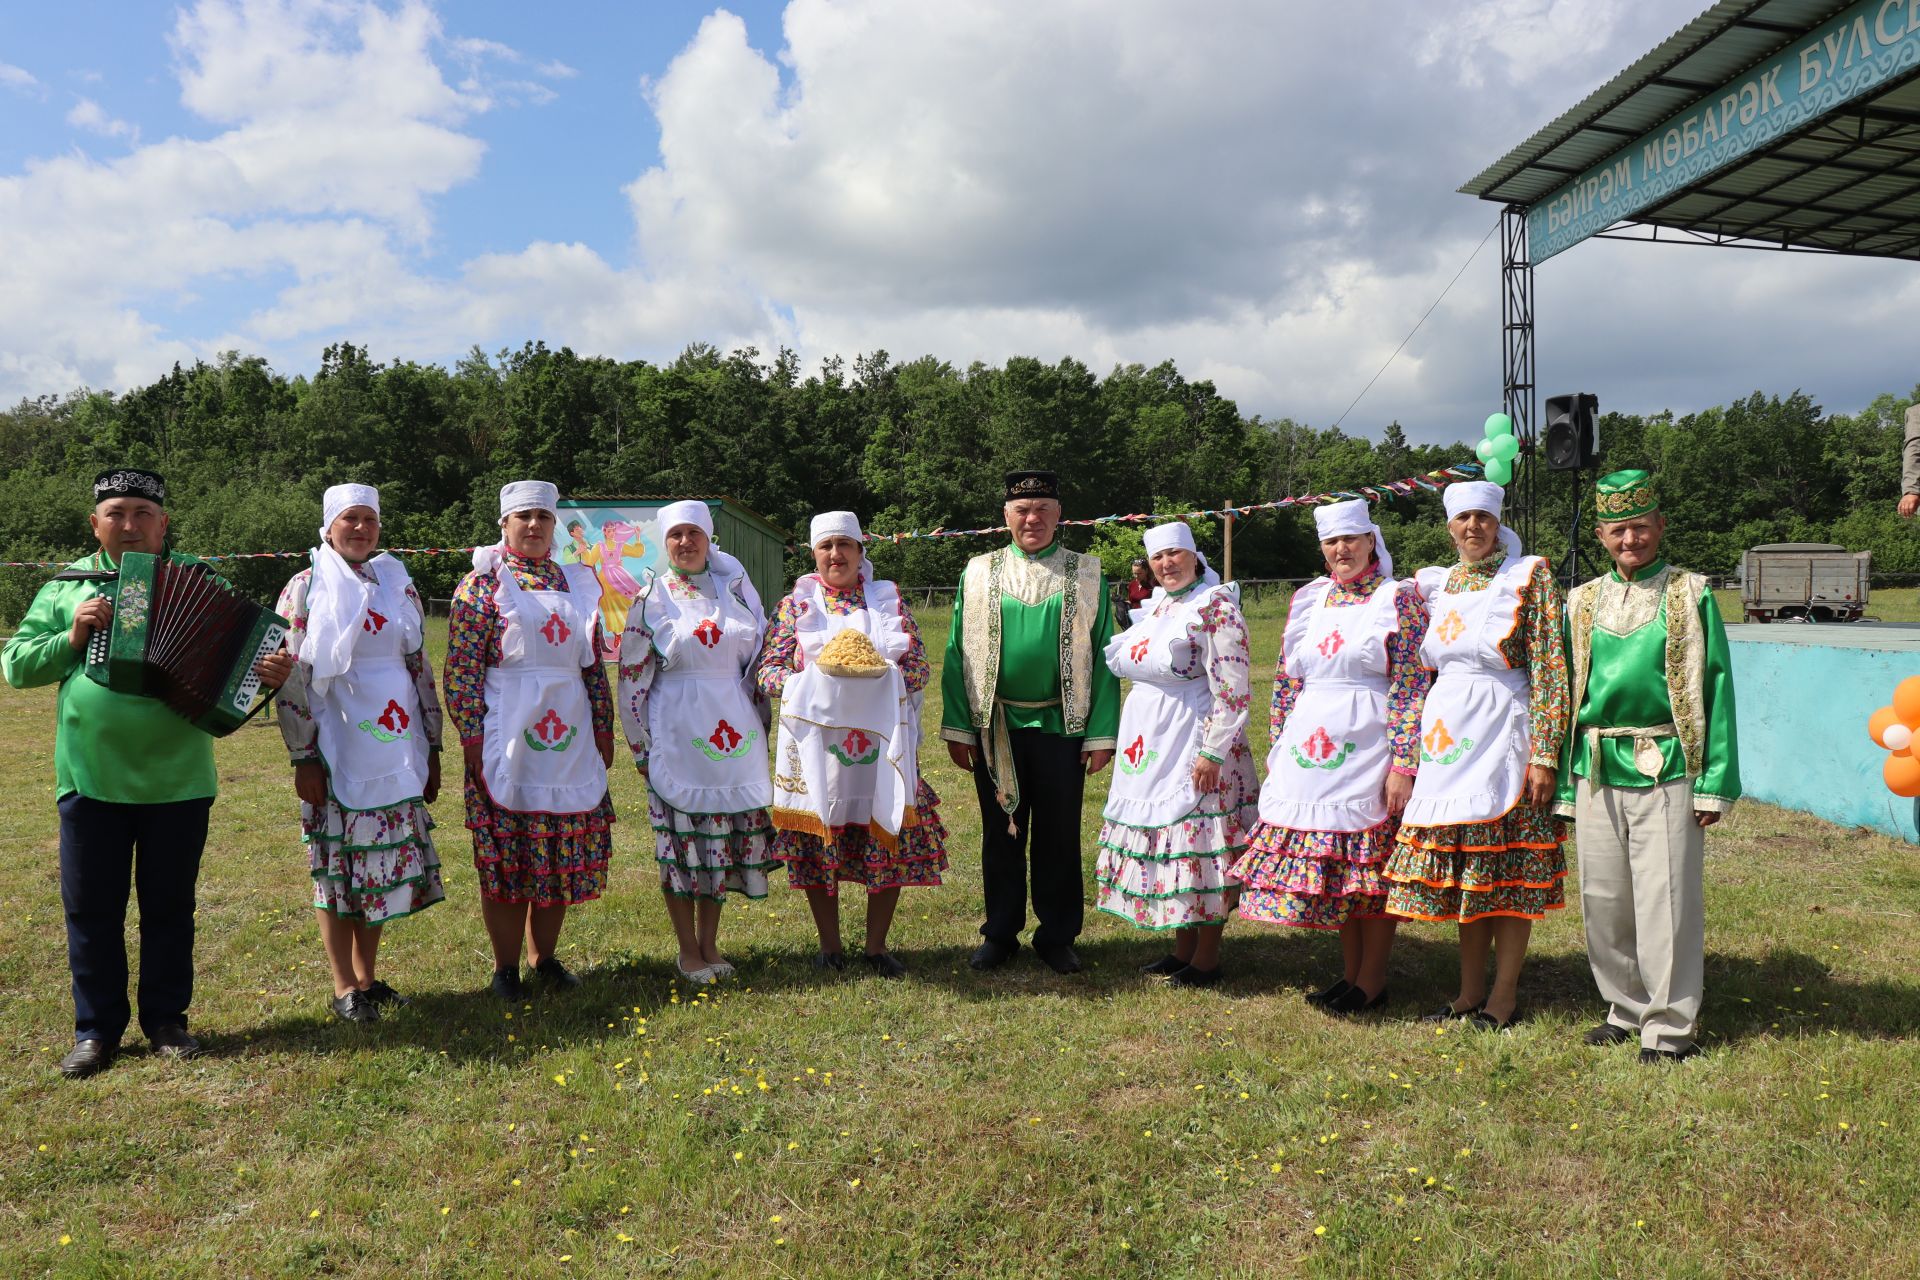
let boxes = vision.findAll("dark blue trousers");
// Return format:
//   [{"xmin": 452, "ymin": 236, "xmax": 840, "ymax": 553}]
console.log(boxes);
[{"xmin": 57, "ymin": 793, "xmax": 211, "ymax": 1045}]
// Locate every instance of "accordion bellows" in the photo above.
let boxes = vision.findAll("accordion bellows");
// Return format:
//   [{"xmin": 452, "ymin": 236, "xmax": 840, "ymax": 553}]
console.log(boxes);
[
  {"xmin": 83, "ymin": 551, "xmax": 289, "ymax": 736},
  {"xmin": 815, "ymin": 629, "xmax": 887, "ymax": 678}
]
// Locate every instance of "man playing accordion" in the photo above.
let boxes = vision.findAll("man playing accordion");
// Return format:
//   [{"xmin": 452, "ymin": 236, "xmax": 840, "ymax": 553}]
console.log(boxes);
[{"xmin": 2, "ymin": 468, "xmax": 292, "ymax": 1078}]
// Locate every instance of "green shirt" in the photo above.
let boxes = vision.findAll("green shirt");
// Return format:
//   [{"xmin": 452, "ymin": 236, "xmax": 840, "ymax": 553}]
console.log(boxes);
[
  {"xmin": 1556, "ymin": 560, "xmax": 1740, "ymax": 807},
  {"xmin": 2, "ymin": 550, "xmax": 220, "ymax": 804},
  {"xmin": 940, "ymin": 540, "xmax": 1121, "ymax": 744}
]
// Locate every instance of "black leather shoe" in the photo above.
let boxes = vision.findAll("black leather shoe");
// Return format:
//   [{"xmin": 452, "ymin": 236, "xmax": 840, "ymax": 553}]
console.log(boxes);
[
  {"xmin": 1326, "ymin": 985, "xmax": 1388, "ymax": 1015},
  {"xmin": 969, "ymin": 939, "xmax": 1019, "ymax": 971},
  {"xmin": 330, "ymin": 990, "xmax": 379, "ymax": 1023},
  {"xmin": 1037, "ymin": 945, "xmax": 1083, "ymax": 975},
  {"xmin": 1167, "ymin": 964, "xmax": 1222, "ymax": 988},
  {"xmin": 1640, "ymin": 1044, "xmax": 1701, "ymax": 1064},
  {"xmin": 1468, "ymin": 1008, "xmax": 1522, "ymax": 1032},
  {"xmin": 148, "ymin": 1024, "xmax": 203, "ymax": 1060},
  {"xmin": 533, "ymin": 956, "xmax": 581, "ymax": 990},
  {"xmin": 861, "ymin": 951, "xmax": 907, "ymax": 979},
  {"xmin": 490, "ymin": 968, "xmax": 525, "ymax": 1002},
  {"xmin": 1305, "ymin": 978, "xmax": 1353, "ymax": 1007},
  {"xmin": 1583, "ymin": 1022, "xmax": 1633, "ymax": 1046},
  {"xmin": 1141, "ymin": 954, "xmax": 1187, "ymax": 976},
  {"xmin": 364, "ymin": 980, "xmax": 408, "ymax": 1008},
  {"xmin": 58, "ymin": 1039, "xmax": 115, "ymax": 1079},
  {"xmin": 812, "ymin": 950, "xmax": 848, "ymax": 971}
]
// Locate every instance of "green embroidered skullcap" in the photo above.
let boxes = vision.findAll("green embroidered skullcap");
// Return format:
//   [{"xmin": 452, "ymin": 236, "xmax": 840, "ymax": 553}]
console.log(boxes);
[{"xmin": 1595, "ymin": 469, "xmax": 1658, "ymax": 521}]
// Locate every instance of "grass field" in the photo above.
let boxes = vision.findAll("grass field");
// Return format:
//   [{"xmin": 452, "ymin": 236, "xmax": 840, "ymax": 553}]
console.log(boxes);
[{"xmin": 4, "ymin": 598, "xmax": 1920, "ymax": 1278}]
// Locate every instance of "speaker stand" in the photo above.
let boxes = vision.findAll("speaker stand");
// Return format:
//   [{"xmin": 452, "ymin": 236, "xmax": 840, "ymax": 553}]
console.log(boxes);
[{"xmin": 1558, "ymin": 468, "xmax": 1604, "ymax": 591}]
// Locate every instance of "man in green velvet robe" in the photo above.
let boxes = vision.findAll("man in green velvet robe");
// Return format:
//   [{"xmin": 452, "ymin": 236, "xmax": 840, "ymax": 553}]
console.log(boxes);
[
  {"xmin": 941, "ymin": 471, "xmax": 1119, "ymax": 974},
  {"xmin": 1555, "ymin": 469, "xmax": 1739, "ymax": 1063}
]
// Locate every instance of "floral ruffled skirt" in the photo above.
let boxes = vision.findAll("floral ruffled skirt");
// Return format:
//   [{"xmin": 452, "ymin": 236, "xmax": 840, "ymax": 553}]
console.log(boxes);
[
  {"xmin": 304, "ymin": 795, "xmax": 444, "ymax": 924},
  {"xmin": 465, "ymin": 772, "xmax": 614, "ymax": 906},
  {"xmin": 652, "ymin": 789, "xmax": 776, "ymax": 902},
  {"xmin": 1383, "ymin": 799, "xmax": 1566, "ymax": 923},
  {"xmin": 1230, "ymin": 818, "xmax": 1397, "ymax": 930},
  {"xmin": 1093, "ymin": 801, "xmax": 1255, "ymax": 933},
  {"xmin": 773, "ymin": 778, "xmax": 948, "ymax": 894}
]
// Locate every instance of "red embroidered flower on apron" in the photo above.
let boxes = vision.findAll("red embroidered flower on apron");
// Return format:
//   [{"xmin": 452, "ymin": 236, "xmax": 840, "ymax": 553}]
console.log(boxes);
[
  {"xmin": 693, "ymin": 618, "xmax": 723, "ymax": 648},
  {"xmin": 1316, "ymin": 628, "xmax": 1344, "ymax": 658},
  {"xmin": 377, "ymin": 699, "xmax": 409, "ymax": 734},
  {"xmin": 362, "ymin": 608, "xmax": 387, "ymax": 633},
  {"xmin": 1129, "ymin": 637, "xmax": 1151, "ymax": 663},
  {"xmin": 524, "ymin": 708, "xmax": 579, "ymax": 751},
  {"xmin": 709, "ymin": 719, "xmax": 742, "ymax": 753},
  {"xmin": 540, "ymin": 612, "xmax": 572, "ymax": 645}
]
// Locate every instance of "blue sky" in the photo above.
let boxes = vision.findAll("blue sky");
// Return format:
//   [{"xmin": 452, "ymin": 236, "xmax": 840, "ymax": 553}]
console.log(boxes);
[{"xmin": 1, "ymin": 1, "xmax": 1914, "ymax": 440}]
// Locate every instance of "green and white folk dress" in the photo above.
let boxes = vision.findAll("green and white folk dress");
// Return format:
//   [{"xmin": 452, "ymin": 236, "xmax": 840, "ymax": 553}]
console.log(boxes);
[
  {"xmin": 1093, "ymin": 580, "xmax": 1259, "ymax": 930},
  {"xmin": 277, "ymin": 559, "xmax": 446, "ymax": 923}
]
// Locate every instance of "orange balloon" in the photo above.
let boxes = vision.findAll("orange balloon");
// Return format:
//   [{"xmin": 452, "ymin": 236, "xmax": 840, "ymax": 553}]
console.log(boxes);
[
  {"xmin": 1896, "ymin": 676, "xmax": 1920, "ymax": 727},
  {"xmin": 1885, "ymin": 752, "xmax": 1920, "ymax": 798},
  {"xmin": 1869, "ymin": 705, "xmax": 1902, "ymax": 748}
]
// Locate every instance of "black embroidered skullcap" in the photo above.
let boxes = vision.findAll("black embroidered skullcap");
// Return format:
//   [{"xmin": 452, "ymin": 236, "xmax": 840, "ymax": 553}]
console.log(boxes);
[
  {"xmin": 1003, "ymin": 470, "xmax": 1060, "ymax": 501},
  {"xmin": 93, "ymin": 468, "xmax": 167, "ymax": 505}
]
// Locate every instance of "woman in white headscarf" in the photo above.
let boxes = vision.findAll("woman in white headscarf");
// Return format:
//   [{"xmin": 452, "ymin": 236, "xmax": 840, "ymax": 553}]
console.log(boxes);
[
  {"xmin": 1383, "ymin": 481, "xmax": 1570, "ymax": 1031},
  {"xmin": 618, "ymin": 500, "xmax": 773, "ymax": 984},
  {"xmin": 445, "ymin": 481, "xmax": 615, "ymax": 1002},
  {"xmin": 1231, "ymin": 499, "xmax": 1432, "ymax": 1015},
  {"xmin": 276, "ymin": 484, "xmax": 445, "ymax": 1022},
  {"xmin": 753, "ymin": 512, "xmax": 948, "ymax": 978},
  {"xmin": 1093, "ymin": 520, "xmax": 1258, "ymax": 987}
]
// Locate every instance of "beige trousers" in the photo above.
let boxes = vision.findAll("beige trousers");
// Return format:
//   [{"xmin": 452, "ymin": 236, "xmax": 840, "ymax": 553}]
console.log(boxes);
[{"xmin": 1574, "ymin": 775, "xmax": 1705, "ymax": 1051}]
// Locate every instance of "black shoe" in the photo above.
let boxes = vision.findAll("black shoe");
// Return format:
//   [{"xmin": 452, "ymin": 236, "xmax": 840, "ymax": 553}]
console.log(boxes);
[
  {"xmin": 969, "ymin": 939, "xmax": 1019, "ymax": 971},
  {"xmin": 148, "ymin": 1024, "xmax": 203, "ymax": 1060},
  {"xmin": 1640, "ymin": 1044, "xmax": 1701, "ymax": 1064},
  {"xmin": 1468, "ymin": 1008, "xmax": 1522, "ymax": 1032},
  {"xmin": 330, "ymin": 990, "xmax": 379, "ymax": 1024},
  {"xmin": 490, "ymin": 968, "xmax": 525, "ymax": 1002},
  {"xmin": 533, "ymin": 957, "xmax": 581, "ymax": 990},
  {"xmin": 1168, "ymin": 964, "xmax": 1222, "ymax": 988},
  {"xmin": 1036, "ymin": 945, "xmax": 1083, "ymax": 975},
  {"xmin": 58, "ymin": 1039, "xmax": 115, "ymax": 1079},
  {"xmin": 812, "ymin": 950, "xmax": 848, "ymax": 971},
  {"xmin": 862, "ymin": 951, "xmax": 908, "ymax": 979},
  {"xmin": 1326, "ymin": 985, "xmax": 1388, "ymax": 1015},
  {"xmin": 364, "ymin": 980, "xmax": 408, "ymax": 1008},
  {"xmin": 1141, "ymin": 954, "xmax": 1187, "ymax": 977},
  {"xmin": 1305, "ymin": 978, "xmax": 1353, "ymax": 1007},
  {"xmin": 1583, "ymin": 1022, "xmax": 1633, "ymax": 1047},
  {"xmin": 1419, "ymin": 1000, "xmax": 1485, "ymax": 1024}
]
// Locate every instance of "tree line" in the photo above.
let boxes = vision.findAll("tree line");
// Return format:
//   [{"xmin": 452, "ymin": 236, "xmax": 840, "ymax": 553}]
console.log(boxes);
[{"xmin": 1, "ymin": 341, "xmax": 1915, "ymax": 623}]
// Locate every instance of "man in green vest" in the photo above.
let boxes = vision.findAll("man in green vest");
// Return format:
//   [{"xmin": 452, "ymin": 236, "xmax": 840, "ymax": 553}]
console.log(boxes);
[
  {"xmin": 1556, "ymin": 469, "xmax": 1739, "ymax": 1063},
  {"xmin": 2, "ymin": 469, "xmax": 292, "ymax": 1078},
  {"xmin": 941, "ymin": 471, "xmax": 1120, "ymax": 974}
]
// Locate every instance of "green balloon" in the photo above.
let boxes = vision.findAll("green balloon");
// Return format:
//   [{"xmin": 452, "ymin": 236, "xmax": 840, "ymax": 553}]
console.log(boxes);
[
  {"xmin": 1475, "ymin": 438, "xmax": 1496, "ymax": 462},
  {"xmin": 1492, "ymin": 434, "xmax": 1520, "ymax": 462},
  {"xmin": 1484, "ymin": 458, "xmax": 1513, "ymax": 485},
  {"xmin": 1483, "ymin": 413, "xmax": 1514, "ymax": 439}
]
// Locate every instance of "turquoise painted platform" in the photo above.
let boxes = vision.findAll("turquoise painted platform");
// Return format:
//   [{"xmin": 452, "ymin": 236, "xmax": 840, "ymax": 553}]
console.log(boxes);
[{"xmin": 1725, "ymin": 623, "xmax": 1920, "ymax": 842}]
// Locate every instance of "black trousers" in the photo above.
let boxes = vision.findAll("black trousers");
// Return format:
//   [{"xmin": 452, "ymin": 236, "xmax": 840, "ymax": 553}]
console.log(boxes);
[
  {"xmin": 972, "ymin": 729, "xmax": 1087, "ymax": 953},
  {"xmin": 57, "ymin": 793, "xmax": 211, "ymax": 1045}
]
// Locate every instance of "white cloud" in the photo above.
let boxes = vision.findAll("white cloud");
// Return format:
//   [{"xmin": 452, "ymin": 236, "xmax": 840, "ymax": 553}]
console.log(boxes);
[
  {"xmin": 1, "ymin": 60, "xmax": 43, "ymax": 96},
  {"xmin": 65, "ymin": 97, "xmax": 138, "ymax": 141}
]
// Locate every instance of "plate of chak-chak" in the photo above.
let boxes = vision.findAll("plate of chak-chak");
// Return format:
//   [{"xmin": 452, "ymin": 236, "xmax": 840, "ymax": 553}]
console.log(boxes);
[{"xmin": 815, "ymin": 629, "xmax": 889, "ymax": 678}]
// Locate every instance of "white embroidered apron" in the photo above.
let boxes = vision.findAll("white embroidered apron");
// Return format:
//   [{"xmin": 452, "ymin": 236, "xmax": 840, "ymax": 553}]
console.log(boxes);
[
  {"xmin": 770, "ymin": 575, "xmax": 917, "ymax": 842},
  {"xmin": 1102, "ymin": 585, "xmax": 1223, "ymax": 828},
  {"xmin": 311, "ymin": 569, "xmax": 429, "ymax": 812},
  {"xmin": 480, "ymin": 562, "xmax": 608, "ymax": 815},
  {"xmin": 1257, "ymin": 576, "xmax": 1402, "ymax": 833},
  {"xmin": 1401, "ymin": 557, "xmax": 1537, "ymax": 826},
  {"xmin": 643, "ymin": 572, "xmax": 772, "ymax": 815}
]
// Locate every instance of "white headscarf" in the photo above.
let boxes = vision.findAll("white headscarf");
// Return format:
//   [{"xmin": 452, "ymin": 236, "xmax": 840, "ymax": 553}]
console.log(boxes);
[
  {"xmin": 1443, "ymin": 481, "xmax": 1524, "ymax": 561},
  {"xmin": 808, "ymin": 510, "xmax": 871, "ymax": 583},
  {"xmin": 307, "ymin": 484, "xmax": 404, "ymax": 697},
  {"xmin": 474, "ymin": 480, "xmax": 561, "ymax": 573},
  {"xmin": 654, "ymin": 498, "xmax": 713, "ymax": 544},
  {"xmin": 1142, "ymin": 520, "xmax": 1221, "ymax": 591},
  {"xmin": 1313, "ymin": 498, "xmax": 1395, "ymax": 581}
]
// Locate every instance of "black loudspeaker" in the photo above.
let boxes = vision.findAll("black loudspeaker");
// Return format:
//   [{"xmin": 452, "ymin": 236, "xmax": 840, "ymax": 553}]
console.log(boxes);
[{"xmin": 1543, "ymin": 393, "xmax": 1600, "ymax": 470}]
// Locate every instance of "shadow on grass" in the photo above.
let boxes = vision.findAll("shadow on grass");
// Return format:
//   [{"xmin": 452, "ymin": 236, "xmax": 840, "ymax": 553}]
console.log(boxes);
[{"xmin": 198, "ymin": 929, "xmax": 1920, "ymax": 1061}]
